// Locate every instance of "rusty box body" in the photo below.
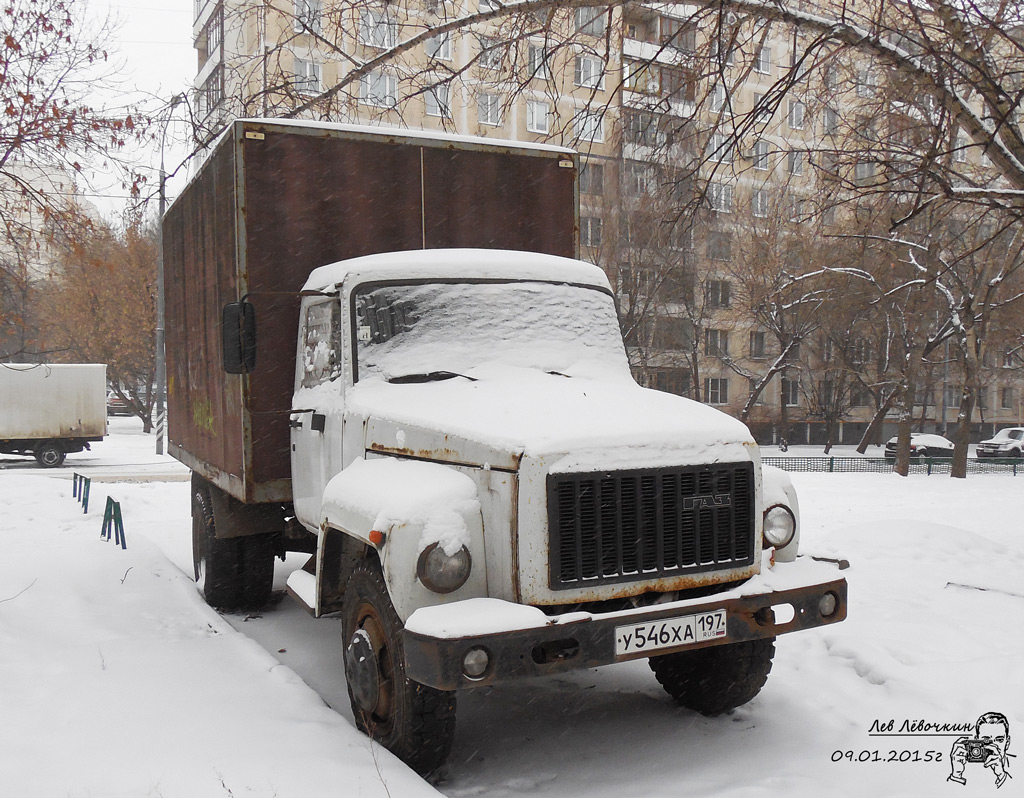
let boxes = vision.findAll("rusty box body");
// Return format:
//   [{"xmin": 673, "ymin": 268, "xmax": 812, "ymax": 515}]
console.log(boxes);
[{"xmin": 163, "ymin": 119, "xmax": 578, "ymax": 504}]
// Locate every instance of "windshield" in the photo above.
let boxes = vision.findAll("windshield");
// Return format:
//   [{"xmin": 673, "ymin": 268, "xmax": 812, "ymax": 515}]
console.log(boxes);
[{"xmin": 353, "ymin": 280, "xmax": 628, "ymax": 381}]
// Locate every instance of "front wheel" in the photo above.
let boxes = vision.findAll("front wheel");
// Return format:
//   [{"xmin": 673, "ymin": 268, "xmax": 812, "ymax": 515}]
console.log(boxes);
[
  {"xmin": 191, "ymin": 480, "xmax": 275, "ymax": 610},
  {"xmin": 342, "ymin": 558, "xmax": 456, "ymax": 777},
  {"xmin": 649, "ymin": 637, "xmax": 776, "ymax": 716},
  {"xmin": 34, "ymin": 441, "xmax": 65, "ymax": 468}
]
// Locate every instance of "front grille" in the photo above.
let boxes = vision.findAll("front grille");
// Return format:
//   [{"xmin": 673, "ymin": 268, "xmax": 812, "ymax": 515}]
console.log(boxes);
[{"xmin": 548, "ymin": 463, "xmax": 756, "ymax": 590}]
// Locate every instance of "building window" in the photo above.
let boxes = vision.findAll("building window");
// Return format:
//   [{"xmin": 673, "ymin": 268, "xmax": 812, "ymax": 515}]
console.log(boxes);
[
  {"xmin": 477, "ymin": 36, "xmax": 502, "ymax": 69},
  {"xmin": 624, "ymin": 59, "xmax": 660, "ymax": 94},
  {"xmin": 752, "ymin": 140, "xmax": 770, "ymax": 171},
  {"xmin": 293, "ymin": 0, "xmax": 322, "ymax": 33},
  {"xmin": 580, "ymin": 162, "xmax": 604, "ymax": 194},
  {"xmin": 754, "ymin": 45, "xmax": 772, "ymax": 74},
  {"xmin": 623, "ymin": 110, "xmax": 663, "ymax": 147},
  {"xmin": 788, "ymin": 150, "xmax": 804, "ymax": 175},
  {"xmin": 781, "ymin": 378, "xmax": 800, "ymax": 406},
  {"xmin": 705, "ymin": 328, "xmax": 729, "ymax": 356},
  {"xmin": 425, "ymin": 84, "xmax": 450, "ymax": 117},
  {"xmin": 478, "ymin": 93, "xmax": 501, "ymax": 125},
  {"xmin": 359, "ymin": 71, "xmax": 396, "ymax": 107},
  {"xmin": 788, "ymin": 193, "xmax": 804, "ymax": 222},
  {"xmin": 707, "ymin": 230, "xmax": 732, "ymax": 260},
  {"xmin": 749, "ymin": 331, "xmax": 767, "ymax": 359},
  {"xmin": 850, "ymin": 337, "xmax": 871, "ymax": 365},
  {"xmin": 479, "ymin": 0, "xmax": 498, "ymax": 10},
  {"xmin": 708, "ymin": 182, "xmax": 733, "ymax": 212},
  {"xmin": 624, "ymin": 160, "xmax": 655, "ymax": 195},
  {"xmin": 574, "ymin": 109, "xmax": 604, "ymax": 142},
  {"xmin": 528, "ymin": 42, "xmax": 550, "ymax": 79},
  {"xmin": 581, "ymin": 216, "xmax": 602, "ymax": 247},
  {"xmin": 426, "ymin": 31, "xmax": 452, "ymax": 60},
  {"xmin": 708, "ymin": 132, "xmax": 733, "ymax": 163},
  {"xmin": 662, "ymin": 67, "xmax": 695, "ymax": 103},
  {"xmin": 661, "ymin": 16, "xmax": 696, "ymax": 51},
  {"xmin": 711, "ymin": 38, "xmax": 735, "ymax": 67},
  {"xmin": 200, "ymin": 4, "xmax": 223, "ymax": 63},
  {"xmin": 705, "ymin": 377, "xmax": 729, "ymax": 405},
  {"xmin": 954, "ymin": 132, "xmax": 968, "ymax": 163},
  {"xmin": 199, "ymin": 64, "xmax": 224, "ymax": 117},
  {"xmin": 788, "ymin": 100, "xmax": 805, "ymax": 130},
  {"xmin": 359, "ymin": 9, "xmax": 397, "ymax": 49},
  {"xmin": 854, "ymin": 160, "xmax": 875, "ymax": 182},
  {"xmin": 856, "ymin": 70, "xmax": 876, "ymax": 97},
  {"xmin": 824, "ymin": 107, "xmax": 839, "ymax": 136},
  {"xmin": 707, "ymin": 279, "xmax": 731, "ymax": 308},
  {"xmin": 526, "ymin": 100, "xmax": 550, "ymax": 133},
  {"xmin": 752, "ymin": 187, "xmax": 769, "ymax": 218},
  {"xmin": 654, "ymin": 368, "xmax": 691, "ymax": 396},
  {"xmin": 574, "ymin": 54, "xmax": 605, "ymax": 89},
  {"xmin": 293, "ymin": 57, "xmax": 322, "ymax": 95},
  {"xmin": 710, "ymin": 84, "xmax": 727, "ymax": 113},
  {"xmin": 1002, "ymin": 387, "xmax": 1015, "ymax": 409},
  {"xmin": 575, "ymin": 7, "xmax": 606, "ymax": 36},
  {"xmin": 751, "ymin": 91, "xmax": 772, "ymax": 120}
]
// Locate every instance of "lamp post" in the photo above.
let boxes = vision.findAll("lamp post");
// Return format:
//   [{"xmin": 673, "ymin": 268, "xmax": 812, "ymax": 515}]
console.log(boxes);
[{"xmin": 155, "ymin": 94, "xmax": 184, "ymax": 455}]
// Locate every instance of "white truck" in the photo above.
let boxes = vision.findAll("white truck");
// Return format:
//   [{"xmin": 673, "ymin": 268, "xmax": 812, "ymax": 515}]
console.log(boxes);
[
  {"xmin": 0, "ymin": 363, "xmax": 106, "ymax": 467},
  {"xmin": 164, "ymin": 121, "xmax": 847, "ymax": 777}
]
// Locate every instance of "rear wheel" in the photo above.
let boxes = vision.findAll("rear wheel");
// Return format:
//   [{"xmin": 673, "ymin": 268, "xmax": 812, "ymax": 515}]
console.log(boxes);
[
  {"xmin": 649, "ymin": 638, "xmax": 776, "ymax": 716},
  {"xmin": 191, "ymin": 481, "xmax": 274, "ymax": 610},
  {"xmin": 34, "ymin": 441, "xmax": 65, "ymax": 468},
  {"xmin": 342, "ymin": 558, "xmax": 456, "ymax": 777}
]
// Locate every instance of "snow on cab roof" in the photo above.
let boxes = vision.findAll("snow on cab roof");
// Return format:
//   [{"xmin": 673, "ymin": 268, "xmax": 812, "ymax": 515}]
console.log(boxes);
[
  {"xmin": 233, "ymin": 118, "xmax": 577, "ymax": 155},
  {"xmin": 304, "ymin": 249, "xmax": 611, "ymax": 293}
]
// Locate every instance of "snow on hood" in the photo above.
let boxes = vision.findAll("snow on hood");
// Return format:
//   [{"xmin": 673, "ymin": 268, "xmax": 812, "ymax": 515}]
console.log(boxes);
[{"xmin": 349, "ymin": 364, "xmax": 754, "ymax": 468}]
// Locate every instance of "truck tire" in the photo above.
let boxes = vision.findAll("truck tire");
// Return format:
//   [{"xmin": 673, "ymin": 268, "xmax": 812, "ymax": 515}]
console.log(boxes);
[
  {"xmin": 34, "ymin": 441, "xmax": 66, "ymax": 468},
  {"xmin": 191, "ymin": 482, "xmax": 274, "ymax": 610},
  {"xmin": 342, "ymin": 558, "xmax": 456, "ymax": 777},
  {"xmin": 648, "ymin": 637, "xmax": 776, "ymax": 716}
]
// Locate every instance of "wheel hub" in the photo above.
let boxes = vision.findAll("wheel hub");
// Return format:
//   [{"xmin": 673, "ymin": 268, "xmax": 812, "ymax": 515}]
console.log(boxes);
[{"xmin": 346, "ymin": 628, "xmax": 380, "ymax": 713}]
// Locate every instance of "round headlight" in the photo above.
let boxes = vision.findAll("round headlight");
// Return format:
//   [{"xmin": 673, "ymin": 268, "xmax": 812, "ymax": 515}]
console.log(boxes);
[
  {"xmin": 416, "ymin": 542, "xmax": 472, "ymax": 594},
  {"xmin": 763, "ymin": 504, "xmax": 796, "ymax": 549}
]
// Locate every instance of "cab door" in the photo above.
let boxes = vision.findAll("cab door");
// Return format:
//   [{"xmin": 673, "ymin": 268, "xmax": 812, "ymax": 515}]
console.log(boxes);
[{"xmin": 291, "ymin": 296, "xmax": 345, "ymax": 530}]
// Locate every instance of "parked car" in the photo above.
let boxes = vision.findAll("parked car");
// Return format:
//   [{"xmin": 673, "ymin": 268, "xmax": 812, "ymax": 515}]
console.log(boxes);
[
  {"xmin": 976, "ymin": 427, "xmax": 1024, "ymax": 458},
  {"xmin": 106, "ymin": 390, "xmax": 131, "ymax": 416},
  {"xmin": 884, "ymin": 433, "xmax": 954, "ymax": 458}
]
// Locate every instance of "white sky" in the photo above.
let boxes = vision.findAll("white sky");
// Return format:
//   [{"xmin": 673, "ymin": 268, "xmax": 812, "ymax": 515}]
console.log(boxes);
[{"xmin": 81, "ymin": 0, "xmax": 197, "ymax": 218}]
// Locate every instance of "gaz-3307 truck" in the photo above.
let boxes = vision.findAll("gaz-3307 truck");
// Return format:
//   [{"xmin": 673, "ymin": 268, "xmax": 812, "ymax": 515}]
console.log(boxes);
[{"xmin": 164, "ymin": 120, "xmax": 847, "ymax": 775}]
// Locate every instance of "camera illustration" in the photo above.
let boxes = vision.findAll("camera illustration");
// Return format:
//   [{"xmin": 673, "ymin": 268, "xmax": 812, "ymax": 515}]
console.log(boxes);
[{"xmin": 964, "ymin": 738, "xmax": 994, "ymax": 763}]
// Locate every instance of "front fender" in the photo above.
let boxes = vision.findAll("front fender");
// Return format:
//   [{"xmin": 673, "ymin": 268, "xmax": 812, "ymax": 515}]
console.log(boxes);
[
  {"xmin": 318, "ymin": 456, "xmax": 488, "ymax": 620},
  {"xmin": 761, "ymin": 464, "xmax": 800, "ymax": 562}
]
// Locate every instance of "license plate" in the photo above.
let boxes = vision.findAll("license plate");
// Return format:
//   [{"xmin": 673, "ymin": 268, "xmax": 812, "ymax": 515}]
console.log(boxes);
[{"xmin": 614, "ymin": 609, "xmax": 727, "ymax": 656}]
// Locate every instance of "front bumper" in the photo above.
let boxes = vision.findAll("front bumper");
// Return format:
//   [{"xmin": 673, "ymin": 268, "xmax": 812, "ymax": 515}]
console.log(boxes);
[{"xmin": 403, "ymin": 556, "xmax": 847, "ymax": 691}]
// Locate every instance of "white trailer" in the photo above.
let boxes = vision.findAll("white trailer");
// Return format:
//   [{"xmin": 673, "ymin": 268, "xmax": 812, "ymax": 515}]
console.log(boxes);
[{"xmin": 0, "ymin": 364, "xmax": 107, "ymax": 467}]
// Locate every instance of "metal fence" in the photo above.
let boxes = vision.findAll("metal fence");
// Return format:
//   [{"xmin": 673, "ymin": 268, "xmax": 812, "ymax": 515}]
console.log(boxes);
[{"xmin": 762, "ymin": 457, "xmax": 1023, "ymax": 475}]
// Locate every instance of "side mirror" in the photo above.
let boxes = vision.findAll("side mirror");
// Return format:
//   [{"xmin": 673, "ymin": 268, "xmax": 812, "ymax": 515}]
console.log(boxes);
[{"xmin": 222, "ymin": 300, "xmax": 256, "ymax": 374}]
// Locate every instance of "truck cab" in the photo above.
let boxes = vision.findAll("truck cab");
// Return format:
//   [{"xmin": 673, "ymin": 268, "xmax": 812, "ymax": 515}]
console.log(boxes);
[{"xmin": 274, "ymin": 248, "xmax": 846, "ymax": 775}]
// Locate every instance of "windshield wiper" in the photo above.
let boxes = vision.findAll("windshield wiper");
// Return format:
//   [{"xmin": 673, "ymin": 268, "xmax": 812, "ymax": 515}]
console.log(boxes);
[{"xmin": 388, "ymin": 371, "xmax": 477, "ymax": 384}]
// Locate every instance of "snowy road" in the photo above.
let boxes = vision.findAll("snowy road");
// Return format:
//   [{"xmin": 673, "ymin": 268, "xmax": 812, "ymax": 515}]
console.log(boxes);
[{"xmin": 2, "ymin": 420, "xmax": 1020, "ymax": 797}]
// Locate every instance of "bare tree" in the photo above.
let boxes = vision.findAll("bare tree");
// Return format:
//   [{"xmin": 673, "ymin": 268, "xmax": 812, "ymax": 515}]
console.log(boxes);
[
  {"xmin": 0, "ymin": 0, "xmax": 147, "ymax": 359},
  {"xmin": 42, "ymin": 220, "xmax": 159, "ymax": 430}
]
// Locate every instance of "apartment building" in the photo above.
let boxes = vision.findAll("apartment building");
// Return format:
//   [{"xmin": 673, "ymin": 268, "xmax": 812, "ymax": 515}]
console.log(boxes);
[{"xmin": 190, "ymin": 0, "xmax": 1024, "ymax": 442}]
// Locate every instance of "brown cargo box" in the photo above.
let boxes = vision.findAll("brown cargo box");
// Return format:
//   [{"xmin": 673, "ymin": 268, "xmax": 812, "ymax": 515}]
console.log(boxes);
[{"xmin": 163, "ymin": 119, "xmax": 579, "ymax": 504}]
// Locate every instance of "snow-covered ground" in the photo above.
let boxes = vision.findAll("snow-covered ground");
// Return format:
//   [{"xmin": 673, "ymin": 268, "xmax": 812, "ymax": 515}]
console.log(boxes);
[{"xmin": 2, "ymin": 418, "xmax": 1020, "ymax": 797}]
